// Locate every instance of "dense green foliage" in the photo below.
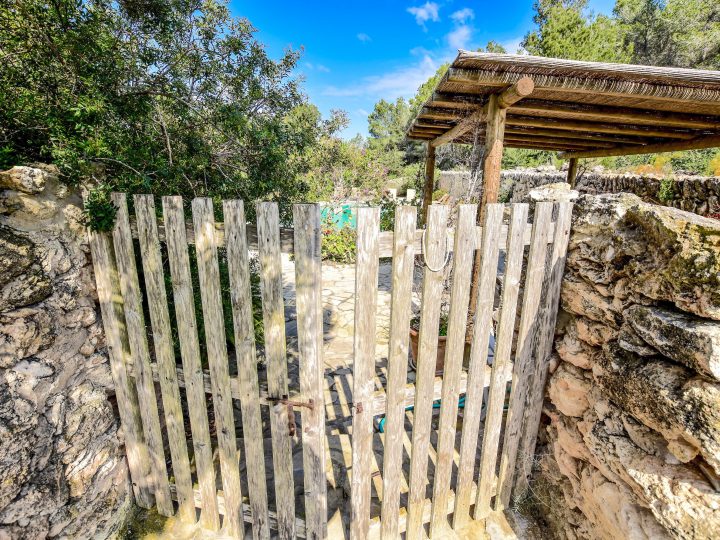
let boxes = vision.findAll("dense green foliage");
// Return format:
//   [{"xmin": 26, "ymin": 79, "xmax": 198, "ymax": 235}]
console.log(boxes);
[
  {"xmin": 0, "ymin": 0, "xmax": 344, "ymax": 226},
  {"xmin": 519, "ymin": 0, "xmax": 720, "ymax": 174},
  {"xmin": 524, "ymin": 0, "xmax": 720, "ymax": 69},
  {"xmin": 524, "ymin": 0, "xmax": 631, "ymax": 62}
]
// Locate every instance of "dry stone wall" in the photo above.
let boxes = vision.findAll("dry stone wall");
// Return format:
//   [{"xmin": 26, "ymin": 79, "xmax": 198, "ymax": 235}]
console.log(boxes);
[
  {"xmin": 438, "ymin": 169, "xmax": 720, "ymax": 217},
  {"xmin": 0, "ymin": 166, "xmax": 131, "ymax": 539},
  {"xmin": 533, "ymin": 190, "xmax": 720, "ymax": 539}
]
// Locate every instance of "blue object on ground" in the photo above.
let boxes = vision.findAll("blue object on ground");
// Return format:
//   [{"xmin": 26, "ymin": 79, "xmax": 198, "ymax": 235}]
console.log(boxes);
[{"xmin": 321, "ymin": 204, "xmax": 356, "ymax": 229}]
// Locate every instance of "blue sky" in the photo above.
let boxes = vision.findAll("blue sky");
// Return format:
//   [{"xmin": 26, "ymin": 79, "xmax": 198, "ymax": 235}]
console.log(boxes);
[{"xmin": 229, "ymin": 0, "xmax": 616, "ymax": 138}]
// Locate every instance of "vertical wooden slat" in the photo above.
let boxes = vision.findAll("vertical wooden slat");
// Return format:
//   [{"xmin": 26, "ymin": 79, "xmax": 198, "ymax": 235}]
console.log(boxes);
[
  {"xmin": 474, "ymin": 203, "xmax": 529, "ymax": 520},
  {"xmin": 451, "ymin": 204, "xmax": 504, "ymax": 530},
  {"xmin": 428, "ymin": 204, "xmax": 477, "ymax": 538},
  {"xmin": 495, "ymin": 202, "xmax": 554, "ymax": 510},
  {"xmin": 256, "ymin": 202, "xmax": 295, "ymax": 540},
  {"xmin": 134, "ymin": 194, "xmax": 195, "ymax": 522},
  {"xmin": 163, "ymin": 196, "xmax": 220, "ymax": 531},
  {"xmin": 224, "ymin": 200, "xmax": 270, "ymax": 540},
  {"xmin": 514, "ymin": 202, "xmax": 573, "ymax": 498},
  {"xmin": 88, "ymin": 230, "xmax": 154, "ymax": 508},
  {"xmin": 192, "ymin": 198, "xmax": 243, "ymax": 538},
  {"xmin": 406, "ymin": 204, "xmax": 449, "ymax": 540},
  {"xmin": 293, "ymin": 204, "xmax": 327, "ymax": 540},
  {"xmin": 111, "ymin": 193, "xmax": 173, "ymax": 516},
  {"xmin": 350, "ymin": 207, "xmax": 380, "ymax": 540},
  {"xmin": 380, "ymin": 206, "xmax": 417, "ymax": 539}
]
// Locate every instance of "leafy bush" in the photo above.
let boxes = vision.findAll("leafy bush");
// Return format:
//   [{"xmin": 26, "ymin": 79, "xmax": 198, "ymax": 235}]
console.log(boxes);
[
  {"xmin": 320, "ymin": 209, "xmax": 356, "ymax": 263},
  {"xmin": 658, "ymin": 178, "xmax": 676, "ymax": 202},
  {"xmin": 82, "ymin": 186, "xmax": 117, "ymax": 232}
]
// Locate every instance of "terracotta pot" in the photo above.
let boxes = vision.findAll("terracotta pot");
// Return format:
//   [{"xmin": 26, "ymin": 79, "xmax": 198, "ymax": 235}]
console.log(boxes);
[{"xmin": 409, "ymin": 328, "xmax": 447, "ymax": 375}]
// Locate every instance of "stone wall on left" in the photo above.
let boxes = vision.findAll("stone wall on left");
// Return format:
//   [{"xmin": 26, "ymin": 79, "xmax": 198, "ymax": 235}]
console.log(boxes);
[{"xmin": 0, "ymin": 165, "xmax": 131, "ymax": 539}]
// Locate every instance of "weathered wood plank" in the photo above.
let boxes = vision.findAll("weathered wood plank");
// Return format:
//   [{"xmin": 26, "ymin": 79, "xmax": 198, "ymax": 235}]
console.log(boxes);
[
  {"xmin": 293, "ymin": 204, "xmax": 327, "ymax": 540},
  {"xmin": 192, "ymin": 198, "xmax": 244, "ymax": 537},
  {"xmin": 495, "ymin": 202, "xmax": 554, "ymax": 510},
  {"xmin": 88, "ymin": 230, "xmax": 154, "ymax": 508},
  {"xmin": 475, "ymin": 204, "xmax": 529, "ymax": 520},
  {"xmin": 168, "ymin": 484, "xmax": 307, "ymax": 539},
  {"xmin": 162, "ymin": 196, "xmax": 220, "ymax": 530},
  {"xmin": 350, "ymin": 207, "xmax": 380, "ymax": 540},
  {"xmin": 428, "ymin": 204, "xmax": 477, "ymax": 538},
  {"xmin": 110, "ymin": 193, "xmax": 173, "ymax": 516},
  {"xmin": 368, "ymin": 481, "xmax": 496, "ymax": 540},
  {"xmin": 406, "ymin": 204, "xmax": 448, "ymax": 540},
  {"xmin": 256, "ymin": 202, "xmax": 296, "ymax": 540},
  {"xmin": 134, "ymin": 194, "xmax": 195, "ymax": 522},
  {"xmin": 452, "ymin": 203, "xmax": 504, "ymax": 530},
  {"xmin": 514, "ymin": 202, "xmax": 573, "ymax": 498},
  {"xmin": 224, "ymin": 200, "xmax": 270, "ymax": 540},
  {"xmin": 380, "ymin": 206, "xmax": 417, "ymax": 539}
]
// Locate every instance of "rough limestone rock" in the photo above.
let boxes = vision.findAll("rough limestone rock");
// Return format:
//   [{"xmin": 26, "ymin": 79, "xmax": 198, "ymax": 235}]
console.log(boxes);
[
  {"xmin": 548, "ymin": 395, "xmax": 720, "ymax": 540},
  {"xmin": 594, "ymin": 342, "xmax": 720, "ymax": 475},
  {"xmin": 0, "ymin": 166, "xmax": 47, "ymax": 194},
  {"xmin": 527, "ymin": 181, "xmax": 580, "ymax": 203},
  {"xmin": 556, "ymin": 319, "xmax": 598, "ymax": 370},
  {"xmin": 579, "ymin": 403, "xmax": 720, "ymax": 539},
  {"xmin": 0, "ymin": 166, "xmax": 130, "ymax": 538},
  {"xmin": 543, "ymin": 409, "xmax": 670, "ymax": 540},
  {"xmin": 569, "ymin": 193, "xmax": 720, "ymax": 320},
  {"xmin": 548, "ymin": 362, "xmax": 592, "ymax": 418},
  {"xmin": 626, "ymin": 304, "xmax": 720, "ymax": 380},
  {"xmin": 535, "ymin": 190, "xmax": 720, "ymax": 540},
  {"xmin": 561, "ymin": 273, "xmax": 623, "ymax": 328}
]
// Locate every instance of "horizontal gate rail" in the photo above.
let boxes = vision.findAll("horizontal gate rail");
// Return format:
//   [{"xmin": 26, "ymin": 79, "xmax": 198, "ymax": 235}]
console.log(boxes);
[{"xmin": 129, "ymin": 217, "xmax": 554, "ymax": 256}]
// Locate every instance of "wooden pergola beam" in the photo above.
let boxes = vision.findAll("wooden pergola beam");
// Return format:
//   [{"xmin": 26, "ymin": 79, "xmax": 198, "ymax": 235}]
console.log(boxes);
[
  {"xmin": 504, "ymin": 135, "xmax": 612, "ymax": 149},
  {"xmin": 504, "ymin": 127, "xmax": 649, "ymax": 145},
  {"xmin": 559, "ymin": 133, "xmax": 720, "ymax": 159},
  {"xmin": 431, "ymin": 77, "xmax": 535, "ymax": 147},
  {"xmin": 505, "ymin": 116, "xmax": 696, "ymax": 139},
  {"xmin": 511, "ymin": 99, "xmax": 720, "ymax": 129}
]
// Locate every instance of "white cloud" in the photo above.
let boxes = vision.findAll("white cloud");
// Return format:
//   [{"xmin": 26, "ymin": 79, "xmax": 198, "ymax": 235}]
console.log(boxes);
[
  {"xmin": 447, "ymin": 25, "xmax": 472, "ymax": 49},
  {"xmin": 322, "ymin": 55, "xmax": 438, "ymax": 99},
  {"xmin": 500, "ymin": 36, "xmax": 524, "ymax": 54},
  {"xmin": 357, "ymin": 33, "xmax": 371, "ymax": 42},
  {"xmin": 410, "ymin": 46, "xmax": 431, "ymax": 57},
  {"xmin": 407, "ymin": 2, "xmax": 440, "ymax": 28},
  {"xmin": 450, "ymin": 8, "xmax": 474, "ymax": 24},
  {"xmin": 305, "ymin": 62, "xmax": 331, "ymax": 73}
]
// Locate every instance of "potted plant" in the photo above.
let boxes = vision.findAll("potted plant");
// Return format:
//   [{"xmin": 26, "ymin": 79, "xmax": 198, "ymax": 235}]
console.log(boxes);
[{"xmin": 409, "ymin": 314, "xmax": 450, "ymax": 375}]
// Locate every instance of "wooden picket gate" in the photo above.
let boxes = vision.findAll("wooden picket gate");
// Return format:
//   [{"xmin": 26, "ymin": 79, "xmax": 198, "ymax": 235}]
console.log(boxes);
[{"xmin": 88, "ymin": 193, "xmax": 571, "ymax": 539}]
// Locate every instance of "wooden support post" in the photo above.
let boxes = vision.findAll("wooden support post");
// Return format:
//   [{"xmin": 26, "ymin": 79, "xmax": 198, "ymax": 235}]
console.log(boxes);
[
  {"xmin": 467, "ymin": 93, "xmax": 507, "ymax": 331},
  {"xmin": 421, "ymin": 143, "xmax": 436, "ymax": 224},
  {"xmin": 566, "ymin": 158, "xmax": 579, "ymax": 188},
  {"xmin": 479, "ymin": 94, "xmax": 507, "ymax": 212}
]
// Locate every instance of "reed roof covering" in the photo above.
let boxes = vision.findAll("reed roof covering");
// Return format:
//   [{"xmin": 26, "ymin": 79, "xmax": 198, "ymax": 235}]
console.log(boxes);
[{"xmin": 407, "ymin": 52, "xmax": 720, "ymax": 157}]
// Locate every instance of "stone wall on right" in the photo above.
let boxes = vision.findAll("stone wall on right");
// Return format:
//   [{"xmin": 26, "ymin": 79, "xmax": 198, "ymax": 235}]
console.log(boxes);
[{"xmin": 534, "ymin": 192, "xmax": 720, "ymax": 539}]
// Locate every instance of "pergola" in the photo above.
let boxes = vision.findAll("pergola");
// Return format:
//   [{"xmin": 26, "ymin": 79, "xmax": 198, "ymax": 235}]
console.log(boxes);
[{"xmin": 407, "ymin": 51, "xmax": 720, "ymax": 220}]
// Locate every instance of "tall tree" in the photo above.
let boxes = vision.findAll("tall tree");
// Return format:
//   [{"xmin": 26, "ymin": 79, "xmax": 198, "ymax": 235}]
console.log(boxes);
[
  {"xmin": 523, "ymin": 0, "xmax": 632, "ymax": 62},
  {"xmin": 0, "ymin": 0, "xmax": 342, "ymax": 222}
]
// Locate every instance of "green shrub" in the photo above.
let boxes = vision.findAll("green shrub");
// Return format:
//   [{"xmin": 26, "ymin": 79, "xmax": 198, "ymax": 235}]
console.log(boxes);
[
  {"xmin": 320, "ymin": 209, "xmax": 356, "ymax": 263},
  {"xmin": 658, "ymin": 178, "xmax": 675, "ymax": 202},
  {"xmin": 82, "ymin": 186, "xmax": 117, "ymax": 232},
  {"xmin": 321, "ymin": 225, "xmax": 356, "ymax": 263}
]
